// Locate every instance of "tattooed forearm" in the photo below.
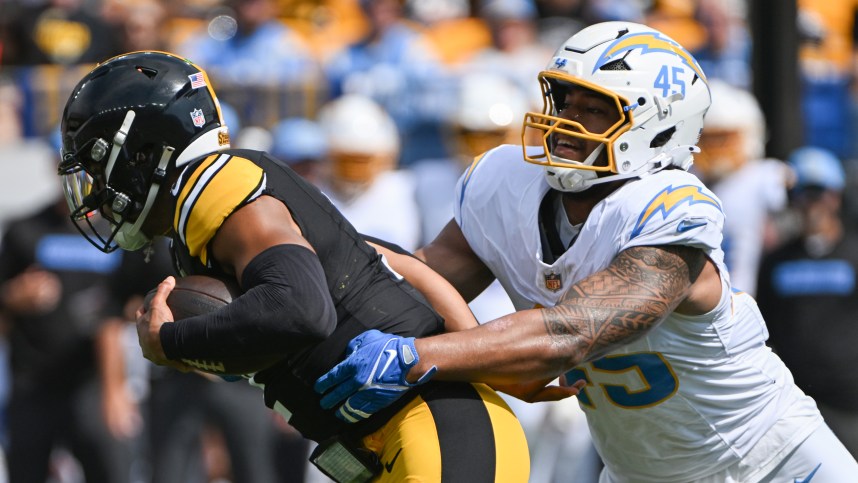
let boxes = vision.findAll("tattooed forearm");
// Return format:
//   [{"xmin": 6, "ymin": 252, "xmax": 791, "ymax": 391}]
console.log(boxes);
[{"xmin": 543, "ymin": 244, "xmax": 706, "ymax": 362}]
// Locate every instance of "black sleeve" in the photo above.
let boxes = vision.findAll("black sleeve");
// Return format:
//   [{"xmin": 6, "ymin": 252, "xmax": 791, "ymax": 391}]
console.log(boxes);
[{"xmin": 159, "ymin": 244, "xmax": 337, "ymax": 360}]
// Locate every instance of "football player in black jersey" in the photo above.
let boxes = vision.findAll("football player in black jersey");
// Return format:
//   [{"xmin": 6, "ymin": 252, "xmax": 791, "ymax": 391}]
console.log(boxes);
[{"xmin": 56, "ymin": 51, "xmax": 573, "ymax": 481}]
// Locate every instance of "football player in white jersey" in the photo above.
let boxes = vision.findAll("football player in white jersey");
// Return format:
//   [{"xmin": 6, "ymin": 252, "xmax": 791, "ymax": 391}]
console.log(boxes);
[{"xmin": 316, "ymin": 21, "xmax": 858, "ymax": 482}]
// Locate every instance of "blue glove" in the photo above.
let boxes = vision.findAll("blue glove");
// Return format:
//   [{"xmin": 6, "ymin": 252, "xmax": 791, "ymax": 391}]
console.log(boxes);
[{"xmin": 314, "ymin": 329, "xmax": 437, "ymax": 423}]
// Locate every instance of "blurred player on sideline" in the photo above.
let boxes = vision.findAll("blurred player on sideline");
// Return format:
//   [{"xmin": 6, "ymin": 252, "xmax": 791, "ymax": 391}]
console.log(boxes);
[{"xmin": 692, "ymin": 79, "xmax": 790, "ymax": 296}]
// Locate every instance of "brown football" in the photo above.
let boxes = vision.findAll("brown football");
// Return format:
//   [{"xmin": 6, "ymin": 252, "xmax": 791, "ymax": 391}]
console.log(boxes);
[{"xmin": 144, "ymin": 275, "xmax": 283, "ymax": 375}]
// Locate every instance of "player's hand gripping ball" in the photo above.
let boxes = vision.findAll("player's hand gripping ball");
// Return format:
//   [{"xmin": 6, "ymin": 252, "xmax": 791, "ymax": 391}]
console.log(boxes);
[{"xmin": 143, "ymin": 275, "xmax": 282, "ymax": 376}]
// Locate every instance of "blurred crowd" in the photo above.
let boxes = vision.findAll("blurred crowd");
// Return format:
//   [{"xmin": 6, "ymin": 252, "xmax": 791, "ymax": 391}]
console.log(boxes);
[{"xmin": 1, "ymin": 0, "xmax": 858, "ymax": 482}]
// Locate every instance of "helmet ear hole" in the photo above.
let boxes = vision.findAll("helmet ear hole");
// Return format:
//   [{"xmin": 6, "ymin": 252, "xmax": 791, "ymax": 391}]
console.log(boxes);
[
  {"xmin": 599, "ymin": 59, "xmax": 630, "ymax": 71},
  {"xmin": 650, "ymin": 126, "xmax": 676, "ymax": 148}
]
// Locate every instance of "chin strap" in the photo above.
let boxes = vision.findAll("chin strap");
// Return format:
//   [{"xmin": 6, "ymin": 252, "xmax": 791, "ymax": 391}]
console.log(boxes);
[{"xmin": 580, "ymin": 144, "xmax": 701, "ymax": 189}]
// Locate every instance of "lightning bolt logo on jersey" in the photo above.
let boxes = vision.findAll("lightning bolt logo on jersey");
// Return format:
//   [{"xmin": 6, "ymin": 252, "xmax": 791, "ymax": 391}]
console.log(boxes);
[
  {"xmin": 632, "ymin": 185, "xmax": 721, "ymax": 239},
  {"xmin": 454, "ymin": 144, "xmax": 820, "ymax": 481}
]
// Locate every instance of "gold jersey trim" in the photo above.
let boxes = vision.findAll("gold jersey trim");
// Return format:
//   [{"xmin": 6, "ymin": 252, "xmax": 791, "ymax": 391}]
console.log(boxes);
[{"xmin": 173, "ymin": 153, "xmax": 266, "ymax": 265}]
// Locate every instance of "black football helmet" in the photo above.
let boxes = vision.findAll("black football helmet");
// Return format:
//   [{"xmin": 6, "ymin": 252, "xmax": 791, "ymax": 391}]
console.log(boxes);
[{"xmin": 58, "ymin": 51, "xmax": 230, "ymax": 252}]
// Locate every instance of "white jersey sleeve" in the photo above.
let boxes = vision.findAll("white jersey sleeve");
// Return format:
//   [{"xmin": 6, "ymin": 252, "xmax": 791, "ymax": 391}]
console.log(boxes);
[{"xmin": 615, "ymin": 169, "xmax": 725, "ymax": 254}]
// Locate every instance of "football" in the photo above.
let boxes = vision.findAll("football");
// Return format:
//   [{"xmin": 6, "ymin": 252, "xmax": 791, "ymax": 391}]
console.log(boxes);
[{"xmin": 144, "ymin": 275, "xmax": 283, "ymax": 376}]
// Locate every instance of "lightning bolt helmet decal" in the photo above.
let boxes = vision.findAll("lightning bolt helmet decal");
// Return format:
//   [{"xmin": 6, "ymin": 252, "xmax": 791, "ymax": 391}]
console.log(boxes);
[{"xmin": 593, "ymin": 32, "xmax": 707, "ymax": 83}]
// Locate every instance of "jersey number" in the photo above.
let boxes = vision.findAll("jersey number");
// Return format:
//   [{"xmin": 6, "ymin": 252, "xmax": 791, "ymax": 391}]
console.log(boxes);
[
  {"xmin": 654, "ymin": 66, "xmax": 686, "ymax": 98},
  {"xmin": 565, "ymin": 352, "xmax": 678, "ymax": 409}
]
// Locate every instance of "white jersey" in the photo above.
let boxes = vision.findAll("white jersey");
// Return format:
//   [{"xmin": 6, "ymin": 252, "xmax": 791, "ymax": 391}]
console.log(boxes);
[{"xmin": 454, "ymin": 145, "xmax": 821, "ymax": 482}]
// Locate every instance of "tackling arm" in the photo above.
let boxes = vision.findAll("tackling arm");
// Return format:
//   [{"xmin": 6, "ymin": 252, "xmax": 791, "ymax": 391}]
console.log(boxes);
[
  {"xmin": 416, "ymin": 219, "xmax": 497, "ymax": 303},
  {"xmin": 367, "ymin": 241, "xmax": 479, "ymax": 332},
  {"xmin": 408, "ymin": 244, "xmax": 708, "ymax": 384},
  {"xmin": 315, "ymin": 244, "xmax": 708, "ymax": 416}
]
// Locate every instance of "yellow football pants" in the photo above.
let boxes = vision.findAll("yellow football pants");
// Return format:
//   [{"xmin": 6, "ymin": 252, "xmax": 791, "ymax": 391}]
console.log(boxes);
[{"xmin": 362, "ymin": 382, "xmax": 530, "ymax": 482}]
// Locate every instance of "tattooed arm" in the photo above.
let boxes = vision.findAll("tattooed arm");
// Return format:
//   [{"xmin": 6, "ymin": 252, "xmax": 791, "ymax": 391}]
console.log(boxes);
[{"xmin": 407, "ymin": 244, "xmax": 713, "ymax": 385}]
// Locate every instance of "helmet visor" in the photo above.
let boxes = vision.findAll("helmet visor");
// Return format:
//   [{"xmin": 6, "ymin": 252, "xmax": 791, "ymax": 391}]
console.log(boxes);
[
  {"xmin": 59, "ymin": 164, "xmax": 124, "ymax": 253},
  {"xmin": 61, "ymin": 168, "xmax": 95, "ymax": 220}
]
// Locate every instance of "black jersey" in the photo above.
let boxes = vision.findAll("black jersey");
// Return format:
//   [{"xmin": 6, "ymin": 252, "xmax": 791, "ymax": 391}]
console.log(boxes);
[{"xmin": 168, "ymin": 149, "xmax": 445, "ymax": 441}]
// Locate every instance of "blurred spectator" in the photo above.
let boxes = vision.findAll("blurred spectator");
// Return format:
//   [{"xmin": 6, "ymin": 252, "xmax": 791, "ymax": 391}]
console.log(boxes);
[
  {"xmin": 270, "ymin": 117, "xmax": 330, "ymax": 186},
  {"xmin": 467, "ymin": 0, "xmax": 553, "ymax": 108},
  {"xmin": 796, "ymin": 0, "xmax": 858, "ymax": 160},
  {"xmin": 756, "ymin": 146, "xmax": 858, "ymax": 457},
  {"xmin": 281, "ymin": 0, "xmax": 372, "ymax": 63},
  {"xmin": 175, "ymin": 0, "xmax": 320, "ymax": 87},
  {"xmin": 0, "ymin": 85, "xmax": 58, "ymax": 482},
  {"xmin": 316, "ymin": 94, "xmax": 421, "ymax": 251},
  {"xmin": 532, "ymin": 0, "xmax": 588, "ymax": 49},
  {"xmin": 0, "ymin": 195, "xmax": 135, "ymax": 483},
  {"xmin": 173, "ymin": 0, "xmax": 323, "ymax": 128},
  {"xmin": 409, "ymin": 0, "xmax": 493, "ymax": 66},
  {"xmin": 585, "ymin": 0, "xmax": 646, "ymax": 22},
  {"xmin": 0, "ymin": 80, "xmax": 58, "ymax": 233},
  {"xmin": 2, "ymin": 0, "xmax": 123, "ymax": 65},
  {"xmin": 645, "ymin": 0, "xmax": 707, "ymax": 55},
  {"xmin": 692, "ymin": 0, "xmax": 752, "ymax": 88},
  {"xmin": 324, "ymin": 0, "xmax": 450, "ymax": 165},
  {"xmin": 692, "ymin": 80, "xmax": 790, "ymax": 296},
  {"xmin": 118, "ymin": 0, "xmax": 169, "ymax": 52}
]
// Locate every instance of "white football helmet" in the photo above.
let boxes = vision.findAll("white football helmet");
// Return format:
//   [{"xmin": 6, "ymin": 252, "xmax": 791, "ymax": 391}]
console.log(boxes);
[
  {"xmin": 317, "ymin": 94, "xmax": 399, "ymax": 189},
  {"xmin": 523, "ymin": 21, "xmax": 711, "ymax": 192},
  {"xmin": 695, "ymin": 79, "xmax": 765, "ymax": 181},
  {"xmin": 449, "ymin": 73, "xmax": 530, "ymax": 159}
]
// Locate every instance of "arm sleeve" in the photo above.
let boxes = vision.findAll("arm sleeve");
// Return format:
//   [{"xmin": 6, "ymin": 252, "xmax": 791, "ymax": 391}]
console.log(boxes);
[{"xmin": 160, "ymin": 244, "xmax": 337, "ymax": 360}]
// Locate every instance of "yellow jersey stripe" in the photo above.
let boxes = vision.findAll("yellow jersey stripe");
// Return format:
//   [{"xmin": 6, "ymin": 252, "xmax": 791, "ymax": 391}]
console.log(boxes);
[
  {"xmin": 174, "ymin": 153, "xmax": 221, "ymax": 234},
  {"xmin": 176, "ymin": 154, "xmax": 232, "ymax": 251},
  {"xmin": 178, "ymin": 155, "xmax": 265, "ymax": 265}
]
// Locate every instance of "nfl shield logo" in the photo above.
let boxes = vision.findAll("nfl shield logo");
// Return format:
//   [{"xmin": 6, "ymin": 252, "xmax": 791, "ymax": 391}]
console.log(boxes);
[
  {"xmin": 190, "ymin": 109, "xmax": 205, "ymax": 128},
  {"xmin": 545, "ymin": 272, "xmax": 562, "ymax": 292}
]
